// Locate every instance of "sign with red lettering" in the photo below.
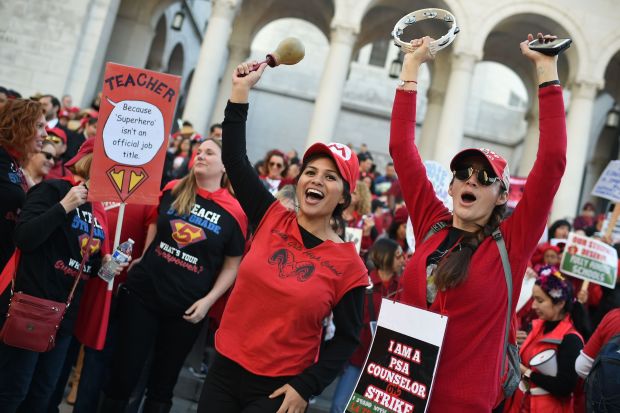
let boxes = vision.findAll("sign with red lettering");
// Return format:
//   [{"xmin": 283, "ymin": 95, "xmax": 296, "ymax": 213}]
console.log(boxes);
[
  {"xmin": 560, "ymin": 232, "xmax": 618, "ymax": 289},
  {"xmin": 89, "ymin": 63, "xmax": 180, "ymax": 204},
  {"xmin": 346, "ymin": 300, "xmax": 447, "ymax": 413}
]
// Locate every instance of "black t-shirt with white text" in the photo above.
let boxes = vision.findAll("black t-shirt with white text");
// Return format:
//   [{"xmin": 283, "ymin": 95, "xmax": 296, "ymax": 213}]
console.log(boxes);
[{"xmin": 126, "ymin": 189, "xmax": 245, "ymax": 315}]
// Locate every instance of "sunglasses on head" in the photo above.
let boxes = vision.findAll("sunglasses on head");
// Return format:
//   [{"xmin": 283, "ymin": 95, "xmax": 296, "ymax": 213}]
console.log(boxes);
[
  {"xmin": 40, "ymin": 151, "xmax": 56, "ymax": 161},
  {"xmin": 46, "ymin": 136, "xmax": 63, "ymax": 144},
  {"xmin": 453, "ymin": 167, "xmax": 500, "ymax": 186}
]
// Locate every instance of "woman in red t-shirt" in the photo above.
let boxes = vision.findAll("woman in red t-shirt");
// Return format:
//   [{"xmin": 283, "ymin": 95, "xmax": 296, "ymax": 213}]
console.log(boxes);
[
  {"xmin": 197, "ymin": 61, "xmax": 368, "ymax": 413},
  {"xmin": 391, "ymin": 34, "xmax": 567, "ymax": 412}
]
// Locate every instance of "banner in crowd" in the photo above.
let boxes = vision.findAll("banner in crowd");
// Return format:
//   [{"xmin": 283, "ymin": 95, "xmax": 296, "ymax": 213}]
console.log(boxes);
[
  {"xmin": 423, "ymin": 161, "xmax": 452, "ymax": 209},
  {"xmin": 89, "ymin": 62, "xmax": 181, "ymax": 204},
  {"xmin": 345, "ymin": 227, "xmax": 363, "ymax": 254},
  {"xmin": 346, "ymin": 300, "xmax": 447, "ymax": 413},
  {"xmin": 591, "ymin": 160, "xmax": 620, "ymax": 203},
  {"xmin": 560, "ymin": 232, "xmax": 618, "ymax": 289},
  {"xmin": 507, "ymin": 176, "xmax": 526, "ymax": 209}
]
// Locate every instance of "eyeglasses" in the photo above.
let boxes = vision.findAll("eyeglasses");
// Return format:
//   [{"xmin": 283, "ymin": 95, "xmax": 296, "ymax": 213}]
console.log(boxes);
[
  {"xmin": 45, "ymin": 136, "xmax": 63, "ymax": 145},
  {"xmin": 453, "ymin": 167, "xmax": 500, "ymax": 186},
  {"xmin": 41, "ymin": 152, "xmax": 56, "ymax": 161},
  {"xmin": 269, "ymin": 162, "xmax": 284, "ymax": 169}
]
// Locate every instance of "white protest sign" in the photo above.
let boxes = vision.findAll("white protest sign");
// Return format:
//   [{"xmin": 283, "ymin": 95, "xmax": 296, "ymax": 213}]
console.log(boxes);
[
  {"xmin": 346, "ymin": 300, "xmax": 447, "ymax": 413},
  {"xmin": 345, "ymin": 227, "xmax": 363, "ymax": 254},
  {"xmin": 591, "ymin": 160, "xmax": 620, "ymax": 202},
  {"xmin": 102, "ymin": 98, "xmax": 165, "ymax": 166},
  {"xmin": 423, "ymin": 161, "xmax": 453, "ymax": 210},
  {"xmin": 560, "ymin": 232, "xmax": 618, "ymax": 289}
]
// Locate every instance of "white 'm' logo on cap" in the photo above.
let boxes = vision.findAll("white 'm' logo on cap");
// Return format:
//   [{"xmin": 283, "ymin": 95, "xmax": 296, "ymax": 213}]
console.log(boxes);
[{"xmin": 327, "ymin": 143, "xmax": 351, "ymax": 160}]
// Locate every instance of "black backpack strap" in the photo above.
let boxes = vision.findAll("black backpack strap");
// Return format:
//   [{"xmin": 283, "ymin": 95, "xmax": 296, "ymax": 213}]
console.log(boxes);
[
  {"xmin": 366, "ymin": 287, "xmax": 376, "ymax": 323},
  {"xmin": 423, "ymin": 221, "xmax": 449, "ymax": 242},
  {"xmin": 493, "ymin": 229, "xmax": 513, "ymax": 376}
]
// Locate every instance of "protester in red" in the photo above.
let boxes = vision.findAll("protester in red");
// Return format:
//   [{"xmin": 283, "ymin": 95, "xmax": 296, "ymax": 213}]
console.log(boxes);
[
  {"xmin": 504, "ymin": 267, "xmax": 585, "ymax": 413},
  {"xmin": 575, "ymin": 308, "xmax": 620, "ymax": 378},
  {"xmin": 392, "ymin": 34, "xmax": 566, "ymax": 412},
  {"xmin": 99, "ymin": 138, "xmax": 247, "ymax": 413},
  {"xmin": 197, "ymin": 60, "xmax": 368, "ymax": 413}
]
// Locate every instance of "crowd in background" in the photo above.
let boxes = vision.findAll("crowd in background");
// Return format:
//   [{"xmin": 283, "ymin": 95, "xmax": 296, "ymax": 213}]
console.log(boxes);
[{"xmin": 0, "ymin": 83, "xmax": 619, "ymax": 413}]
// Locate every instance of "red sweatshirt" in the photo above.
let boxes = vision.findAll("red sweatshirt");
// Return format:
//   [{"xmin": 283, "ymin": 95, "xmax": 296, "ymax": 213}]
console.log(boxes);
[{"xmin": 390, "ymin": 86, "xmax": 566, "ymax": 412}]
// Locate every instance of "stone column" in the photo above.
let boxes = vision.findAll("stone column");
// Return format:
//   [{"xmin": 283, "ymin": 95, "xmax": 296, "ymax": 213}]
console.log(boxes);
[
  {"xmin": 431, "ymin": 52, "xmax": 478, "ymax": 168},
  {"xmin": 305, "ymin": 23, "xmax": 358, "ymax": 147},
  {"xmin": 183, "ymin": 0, "xmax": 239, "ymax": 135},
  {"xmin": 210, "ymin": 43, "xmax": 250, "ymax": 125},
  {"xmin": 418, "ymin": 88, "xmax": 445, "ymax": 160},
  {"xmin": 517, "ymin": 105, "xmax": 539, "ymax": 176},
  {"xmin": 551, "ymin": 81, "xmax": 599, "ymax": 221}
]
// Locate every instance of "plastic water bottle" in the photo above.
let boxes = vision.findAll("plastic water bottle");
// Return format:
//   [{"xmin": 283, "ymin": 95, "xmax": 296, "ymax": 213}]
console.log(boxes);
[{"xmin": 98, "ymin": 238, "xmax": 134, "ymax": 282}]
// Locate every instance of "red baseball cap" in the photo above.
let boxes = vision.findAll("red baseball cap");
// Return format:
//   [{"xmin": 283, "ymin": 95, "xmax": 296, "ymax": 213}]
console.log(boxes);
[
  {"xmin": 45, "ymin": 127, "xmax": 67, "ymax": 144},
  {"xmin": 303, "ymin": 142, "xmax": 359, "ymax": 192},
  {"xmin": 450, "ymin": 148, "xmax": 510, "ymax": 190},
  {"xmin": 65, "ymin": 137, "xmax": 95, "ymax": 167},
  {"xmin": 58, "ymin": 109, "xmax": 70, "ymax": 119}
]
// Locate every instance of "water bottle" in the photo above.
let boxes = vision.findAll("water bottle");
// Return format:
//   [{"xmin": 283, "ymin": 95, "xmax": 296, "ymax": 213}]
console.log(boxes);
[{"xmin": 98, "ymin": 238, "xmax": 134, "ymax": 282}]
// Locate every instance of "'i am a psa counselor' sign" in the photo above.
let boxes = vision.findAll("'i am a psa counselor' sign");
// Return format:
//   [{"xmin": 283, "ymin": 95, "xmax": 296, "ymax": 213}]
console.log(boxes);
[{"xmin": 346, "ymin": 300, "xmax": 447, "ymax": 413}]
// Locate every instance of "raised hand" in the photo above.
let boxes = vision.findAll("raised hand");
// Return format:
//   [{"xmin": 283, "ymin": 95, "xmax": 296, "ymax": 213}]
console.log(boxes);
[{"xmin": 520, "ymin": 33, "xmax": 559, "ymax": 84}]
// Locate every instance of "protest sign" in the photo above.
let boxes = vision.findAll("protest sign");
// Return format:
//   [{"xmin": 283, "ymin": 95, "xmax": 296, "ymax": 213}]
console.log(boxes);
[
  {"xmin": 560, "ymin": 232, "xmax": 618, "ymax": 289},
  {"xmin": 346, "ymin": 300, "xmax": 447, "ymax": 413},
  {"xmin": 423, "ymin": 161, "xmax": 452, "ymax": 209},
  {"xmin": 89, "ymin": 63, "xmax": 181, "ymax": 205},
  {"xmin": 507, "ymin": 176, "xmax": 526, "ymax": 209},
  {"xmin": 345, "ymin": 227, "xmax": 363, "ymax": 254},
  {"xmin": 591, "ymin": 160, "xmax": 620, "ymax": 202}
]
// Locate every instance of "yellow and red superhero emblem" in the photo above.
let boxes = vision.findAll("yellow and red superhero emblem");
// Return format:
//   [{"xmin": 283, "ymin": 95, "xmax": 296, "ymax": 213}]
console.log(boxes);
[
  {"xmin": 78, "ymin": 233, "xmax": 101, "ymax": 256},
  {"xmin": 170, "ymin": 219, "xmax": 207, "ymax": 248}
]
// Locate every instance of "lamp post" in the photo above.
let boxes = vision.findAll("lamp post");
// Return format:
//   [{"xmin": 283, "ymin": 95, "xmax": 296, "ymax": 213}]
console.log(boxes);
[
  {"xmin": 171, "ymin": 10, "xmax": 185, "ymax": 31},
  {"xmin": 605, "ymin": 104, "xmax": 620, "ymax": 128},
  {"xmin": 389, "ymin": 52, "xmax": 403, "ymax": 79}
]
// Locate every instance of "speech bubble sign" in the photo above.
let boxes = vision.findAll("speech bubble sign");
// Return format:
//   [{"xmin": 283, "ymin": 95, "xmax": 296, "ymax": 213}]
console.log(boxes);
[{"xmin": 102, "ymin": 98, "xmax": 164, "ymax": 166}]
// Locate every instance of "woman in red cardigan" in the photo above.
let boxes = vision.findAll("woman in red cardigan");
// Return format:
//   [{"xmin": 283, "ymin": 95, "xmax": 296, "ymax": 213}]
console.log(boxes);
[{"xmin": 391, "ymin": 33, "xmax": 566, "ymax": 412}]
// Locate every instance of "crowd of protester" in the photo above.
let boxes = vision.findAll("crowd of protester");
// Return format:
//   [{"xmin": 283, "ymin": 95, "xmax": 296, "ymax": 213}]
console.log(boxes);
[{"xmin": 1, "ymin": 33, "xmax": 620, "ymax": 413}]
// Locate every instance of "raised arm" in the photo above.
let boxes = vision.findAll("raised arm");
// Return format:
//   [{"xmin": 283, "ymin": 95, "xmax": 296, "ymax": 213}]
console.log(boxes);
[
  {"xmin": 221, "ymin": 61, "xmax": 276, "ymax": 226},
  {"xmin": 504, "ymin": 34, "xmax": 567, "ymax": 256},
  {"xmin": 390, "ymin": 37, "xmax": 451, "ymax": 239}
]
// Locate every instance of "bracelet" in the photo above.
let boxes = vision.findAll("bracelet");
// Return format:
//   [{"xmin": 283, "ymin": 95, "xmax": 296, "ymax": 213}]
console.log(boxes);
[
  {"xmin": 539, "ymin": 80, "xmax": 560, "ymax": 88},
  {"xmin": 400, "ymin": 79, "xmax": 418, "ymax": 84}
]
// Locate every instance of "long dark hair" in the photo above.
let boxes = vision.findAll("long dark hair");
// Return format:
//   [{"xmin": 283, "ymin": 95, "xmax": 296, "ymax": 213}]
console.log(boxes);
[
  {"xmin": 433, "ymin": 203, "xmax": 507, "ymax": 290},
  {"xmin": 369, "ymin": 238, "xmax": 400, "ymax": 272},
  {"xmin": 296, "ymin": 153, "xmax": 351, "ymax": 220}
]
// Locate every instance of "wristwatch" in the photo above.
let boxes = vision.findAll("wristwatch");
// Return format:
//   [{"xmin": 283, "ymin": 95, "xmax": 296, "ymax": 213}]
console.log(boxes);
[{"xmin": 398, "ymin": 79, "xmax": 417, "ymax": 87}]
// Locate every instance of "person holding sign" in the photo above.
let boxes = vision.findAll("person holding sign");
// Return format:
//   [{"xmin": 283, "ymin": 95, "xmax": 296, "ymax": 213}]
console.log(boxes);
[
  {"xmin": 503, "ymin": 267, "xmax": 585, "ymax": 413},
  {"xmin": 391, "ymin": 33, "xmax": 567, "ymax": 412},
  {"xmin": 197, "ymin": 60, "xmax": 368, "ymax": 413},
  {"xmin": 0, "ymin": 138, "xmax": 124, "ymax": 413},
  {"xmin": 330, "ymin": 238, "xmax": 405, "ymax": 413},
  {"xmin": 98, "ymin": 138, "xmax": 247, "ymax": 413}
]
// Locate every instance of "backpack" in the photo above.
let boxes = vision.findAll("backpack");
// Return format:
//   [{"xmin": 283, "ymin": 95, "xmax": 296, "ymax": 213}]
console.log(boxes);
[
  {"xmin": 424, "ymin": 223, "xmax": 520, "ymax": 398},
  {"xmin": 585, "ymin": 333, "xmax": 620, "ymax": 413}
]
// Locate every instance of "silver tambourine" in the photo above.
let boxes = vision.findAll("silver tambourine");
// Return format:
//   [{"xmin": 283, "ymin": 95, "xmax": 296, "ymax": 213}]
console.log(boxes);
[{"xmin": 392, "ymin": 8, "xmax": 460, "ymax": 56}]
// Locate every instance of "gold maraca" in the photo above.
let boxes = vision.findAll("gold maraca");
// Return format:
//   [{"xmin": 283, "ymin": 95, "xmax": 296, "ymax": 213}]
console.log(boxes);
[{"xmin": 241, "ymin": 37, "xmax": 305, "ymax": 76}]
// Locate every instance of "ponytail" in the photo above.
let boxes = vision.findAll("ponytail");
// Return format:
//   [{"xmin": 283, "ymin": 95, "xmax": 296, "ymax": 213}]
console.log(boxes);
[{"xmin": 433, "ymin": 203, "xmax": 507, "ymax": 290}]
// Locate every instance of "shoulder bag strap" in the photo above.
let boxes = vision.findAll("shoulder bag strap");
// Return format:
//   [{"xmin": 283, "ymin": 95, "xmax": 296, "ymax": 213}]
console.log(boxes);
[
  {"xmin": 366, "ymin": 286, "xmax": 376, "ymax": 322},
  {"xmin": 66, "ymin": 214, "xmax": 97, "ymax": 307},
  {"xmin": 493, "ymin": 229, "xmax": 512, "ymax": 374}
]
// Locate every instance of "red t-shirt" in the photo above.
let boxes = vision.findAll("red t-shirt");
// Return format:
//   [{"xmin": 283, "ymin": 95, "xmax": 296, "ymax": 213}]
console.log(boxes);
[
  {"xmin": 391, "ymin": 86, "xmax": 566, "ymax": 412},
  {"xmin": 216, "ymin": 202, "xmax": 368, "ymax": 376},
  {"xmin": 583, "ymin": 308, "xmax": 620, "ymax": 358}
]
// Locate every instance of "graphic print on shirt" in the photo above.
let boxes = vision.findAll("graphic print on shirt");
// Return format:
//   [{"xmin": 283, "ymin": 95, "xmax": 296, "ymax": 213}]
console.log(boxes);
[
  {"xmin": 55, "ymin": 206, "xmax": 104, "ymax": 279},
  {"xmin": 268, "ymin": 248, "xmax": 315, "ymax": 282},
  {"xmin": 170, "ymin": 219, "xmax": 206, "ymax": 248}
]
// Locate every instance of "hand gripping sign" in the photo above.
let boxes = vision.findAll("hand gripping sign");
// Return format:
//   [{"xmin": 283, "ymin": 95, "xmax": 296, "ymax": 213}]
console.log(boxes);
[
  {"xmin": 392, "ymin": 8, "xmax": 459, "ymax": 56},
  {"xmin": 89, "ymin": 63, "xmax": 181, "ymax": 205}
]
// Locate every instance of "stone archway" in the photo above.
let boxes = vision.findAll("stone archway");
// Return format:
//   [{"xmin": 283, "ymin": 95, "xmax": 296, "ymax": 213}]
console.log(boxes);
[
  {"xmin": 166, "ymin": 42, "xmax": 184, "ymax": 76},
  {"xmin": 146, "ymin": 13, "xmax": 167, "ymax": 71}
]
